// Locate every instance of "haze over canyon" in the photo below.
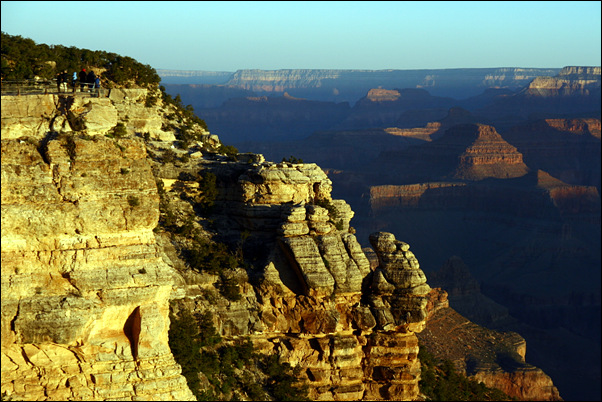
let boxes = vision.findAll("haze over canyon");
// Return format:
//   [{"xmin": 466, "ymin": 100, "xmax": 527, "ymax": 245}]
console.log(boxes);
[{"xmin": 160, "ymin": 66, "xmax": 601, "ymax": 401}]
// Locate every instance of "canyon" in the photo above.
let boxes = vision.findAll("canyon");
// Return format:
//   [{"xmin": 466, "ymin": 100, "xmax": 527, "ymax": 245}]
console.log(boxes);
[
  {"xmin": 1, "ymin": 82, "xmax": 567, "ymax": 401},
  {"xmin": 160, "ymin": 66, "xmax": 601, "ymax": 401}
]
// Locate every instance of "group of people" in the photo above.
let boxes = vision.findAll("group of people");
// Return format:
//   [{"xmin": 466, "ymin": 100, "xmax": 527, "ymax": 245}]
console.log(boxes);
[
  {"xmin": 78, "ymin": 68, "xmax": 100, "ymax": 92},
  {"xmin": 55, "ymin": 68, "xmax": 101, "ymax": 93}
]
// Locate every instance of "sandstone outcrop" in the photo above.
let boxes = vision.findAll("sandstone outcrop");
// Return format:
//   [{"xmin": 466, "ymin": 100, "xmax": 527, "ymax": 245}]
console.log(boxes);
[
  {"xmin": 383, "ymin": 123, "xmax": 442, "ymax": 141},
  {"xmin": 152, "ymin": 142, "xmax": 435, "ymax": 400},
  {"xmin": 366, "ymin": 232, "xmax": 431, "ymax": 332},
  {"xmin": 451, "ymin": 124, "xmax": 529, "ymax": 180},
  {"xmin": 3, "ymin": 91, "xmax": 166, "ymax": 140},
  {"xmin": 524, "ymin": 66, "xmax": 601, "ymax": 97},
  {"xmin": 476, "ymin": 67, "xmax": 601, "ymax": 124},
  {"xmin": 366, "ymin": 88, "xmax": 401, "ymax": 102},
  {"xmin": 1, "ymin": 134, "xmax": 194, "ymax": 400}
]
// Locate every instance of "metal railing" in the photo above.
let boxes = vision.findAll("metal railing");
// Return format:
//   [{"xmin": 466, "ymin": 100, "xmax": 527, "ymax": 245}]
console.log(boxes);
[{"xmin": 1, "ymin": 79, "xmax": 106, "ymax": 97}]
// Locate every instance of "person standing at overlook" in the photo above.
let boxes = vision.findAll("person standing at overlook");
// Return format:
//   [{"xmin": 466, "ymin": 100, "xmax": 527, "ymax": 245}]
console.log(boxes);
[
  {"xmin": 94, "ymin": 75, "xmax": 101, "ymax": 97},
  {"xmin": 56, "ymin": 70, "xmax": 63, "ymax": 93},
  {"xmin": 86, "ymin": 70, "xmax": 96, "ymax": 92},
  {"xmin": 78, "ymin": 68, "xmax": 87, "ymax": 92},
  {"xmin": 60, "ymin": 70, "xmax": 70, "ymax": 92}
]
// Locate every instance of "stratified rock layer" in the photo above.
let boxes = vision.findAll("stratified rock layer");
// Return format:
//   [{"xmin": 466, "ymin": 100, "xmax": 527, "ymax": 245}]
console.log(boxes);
[
  {"xmin": 1, "ymin": 89, "xmax": 176, "ymax": 141},
  {"xmin": 1, "ymin": 135, "xmax": 194, "ymax": 400},
  {"xmin": 161, "ymin": 148, "xmax": 434, "ymax": 399}
]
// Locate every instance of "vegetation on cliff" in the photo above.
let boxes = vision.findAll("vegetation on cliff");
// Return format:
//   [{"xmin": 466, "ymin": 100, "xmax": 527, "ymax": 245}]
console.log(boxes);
[
  {"xmin": 1, "ymin": 32, "xmax": 160, "ymax": 87},
  {"xmin": 154, "ymin": 168, "xmax": 246, "ymax": 302},
  {"xmin": 169, "ymin": 303, "xmax": 309, "ymax": 401},
  {"xmin": 1, "ymin": 33, "xmax": 216, "ymax": 151},
  {"xmin": 159, "ymin": 89, "xmax": 210, "ymax": 147},
  {"xmin": 418, "ymin": 347, "xmax": 515, "ymax": 401}
]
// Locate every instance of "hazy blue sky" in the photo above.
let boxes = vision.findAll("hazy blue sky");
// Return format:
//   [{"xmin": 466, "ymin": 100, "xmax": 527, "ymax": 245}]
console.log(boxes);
[{"xmin": 2, "ymin": 1, "xmax": 600, "ymax": 71}]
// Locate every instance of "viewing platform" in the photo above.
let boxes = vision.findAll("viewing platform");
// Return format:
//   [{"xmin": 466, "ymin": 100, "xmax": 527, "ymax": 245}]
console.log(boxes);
[{"xmin": 1, "ymin": 79, "xmax": 106, "ymax": 97}]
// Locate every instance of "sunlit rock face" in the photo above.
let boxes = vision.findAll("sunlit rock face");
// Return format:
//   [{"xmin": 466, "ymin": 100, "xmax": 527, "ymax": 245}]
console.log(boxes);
[
  {"xmin": 372, "ymin": 123, "xmax": 529, "ymax": 185},
  {"xmin": 247, "ymin": 230, "xmax": 431, "ymax": 401},
  {"xmin": 477, "ymin": 67, "xmax": 601, "ymax": 123},
  {"xmin": 525, "ymin": 66, "xmax": 601, "ymax": 96},
  {"xmin": 166, "ymin": 146, "xmax": 433, "ymax": 399},
  {"xmin": 1, "ymin": 134, "xmax": 194, "ymax": 400},
  {"xmin": 0, "ymin": 89, "xmax": 183, "ymax": 141}
]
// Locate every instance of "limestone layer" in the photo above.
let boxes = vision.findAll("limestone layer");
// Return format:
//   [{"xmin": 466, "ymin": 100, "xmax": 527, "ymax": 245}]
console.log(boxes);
[{"xmin": 1, "ymin": 135, "xmax": 194, "ymax": 401}]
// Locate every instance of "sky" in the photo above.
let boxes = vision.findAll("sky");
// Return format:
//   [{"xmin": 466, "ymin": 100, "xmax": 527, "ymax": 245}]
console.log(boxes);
[{"xmin": 1, "ymin": 1, "xmax": 601, "ymax": 72}]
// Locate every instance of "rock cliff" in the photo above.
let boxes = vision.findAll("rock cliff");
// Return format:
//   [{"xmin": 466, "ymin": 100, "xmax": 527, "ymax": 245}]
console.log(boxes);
[
  {"xmin": 152, "ymin": 148, "xmax": 433, "ymax": 399},
  {"xmin": 503, "ymin": 118, "xmax": 601, "ymax": 189},
  {"xmin": 369, "ymin": 170, "xmax": 600, "ymax": 218},
  {"xmin": 0, "ymin": 88, "xmax": 220, "ymax": 400},
  {"xmin": 1, "ymin": 89, "xmax": 435, "ymax": 401},
  {"xmin": 476, "ymin": 67, "xmax": 601, "ymax": 125},
  {"xmin": 2, "ymin": 86, "xmax": 565, "ymax": 401},
  {"xmin": 1, "ymin": 133, "xmax": 195, "ymax": 400},
  {"xmin": 218, "ymin": 68, "xmax": 560, "ymax": 101},
  {"xmin": 524, "ymin": 66, "xmax": 601, "ymax": 97},
  {"xmin": 0, "ymin": 89, "xmax": 174, "ymax": 141}
]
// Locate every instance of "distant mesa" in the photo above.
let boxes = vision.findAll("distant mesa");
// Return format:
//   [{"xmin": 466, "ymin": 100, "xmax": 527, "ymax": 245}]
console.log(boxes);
[
  {"xmin": 523, "ymin": 66, "xmax": 600, "ymax": 98},
  {"xmin": 158, "ymin": 67, "xmax": 562, "ymax": 102},
  {"xmin": 373, "ymin": 123, "xmax": 529, "ymax": 183},
  {"xmin": 384, "ymin": 123, "xmax": 442, "ymax": 142},
  {"xmin": 337, "ymin": 87, "xmax": 457, "ymax": 130},
  {"xmin": 476, "ymin": 66, "xmax": 601, "ymax": 122},
  {"xmin": 502, "ymin": 118, "xmax": 601, "ymax": 187},
  {"xmin": 450, "ymin": 123, "xmax": 529, "ymax": 181},
  {"xmin": 555, "ymin": 66, "xmax": 601, "ymax": 81},
  {"xmin": 366, "ymin": 88, "xmax": 401, "ymax": 102}
]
